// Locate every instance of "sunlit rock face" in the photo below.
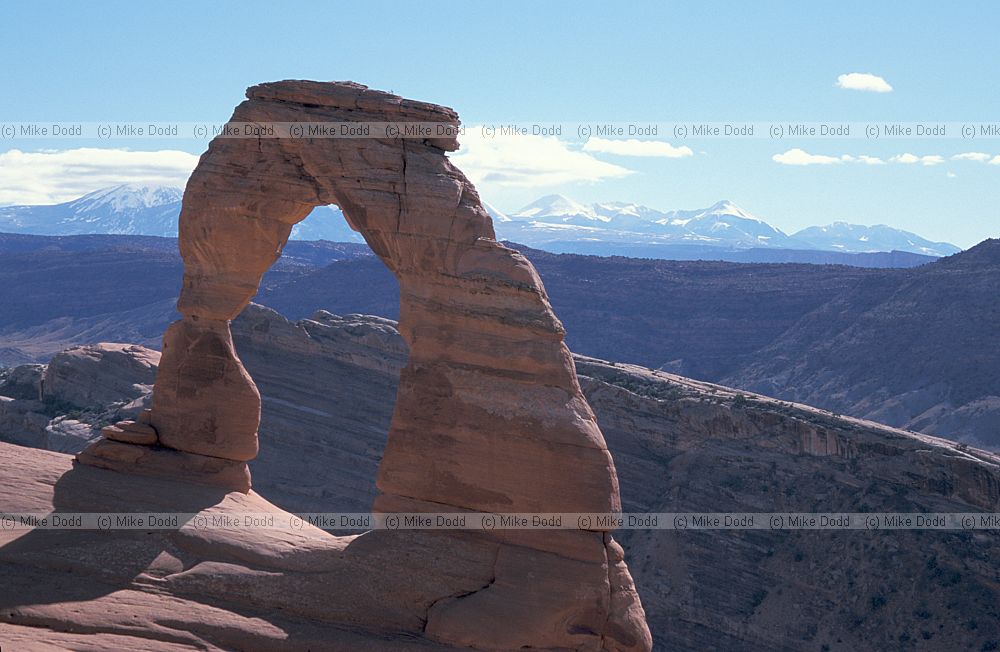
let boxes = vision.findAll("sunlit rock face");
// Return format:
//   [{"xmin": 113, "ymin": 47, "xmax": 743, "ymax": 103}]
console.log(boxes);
[{"xmin": 75, "ymin": 80, "xmax": 651, "ymax": 651}]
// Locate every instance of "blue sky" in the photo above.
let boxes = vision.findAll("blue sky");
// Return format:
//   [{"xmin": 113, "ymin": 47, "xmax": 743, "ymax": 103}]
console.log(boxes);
[{"xmin": 2, "ymin": 0, "xmax": 999, "ymax": 247}]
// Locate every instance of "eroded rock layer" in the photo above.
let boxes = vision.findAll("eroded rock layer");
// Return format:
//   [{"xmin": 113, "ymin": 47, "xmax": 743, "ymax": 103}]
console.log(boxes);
[{"xmin": 75, "ymin": 81, "xmax": 650, "ymax": 650}]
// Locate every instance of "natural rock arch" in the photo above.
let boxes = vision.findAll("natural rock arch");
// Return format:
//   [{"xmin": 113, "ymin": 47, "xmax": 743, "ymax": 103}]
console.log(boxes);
[{"xmin": 80, "ymin": 80, "xmax": 651, "ymax": 650}]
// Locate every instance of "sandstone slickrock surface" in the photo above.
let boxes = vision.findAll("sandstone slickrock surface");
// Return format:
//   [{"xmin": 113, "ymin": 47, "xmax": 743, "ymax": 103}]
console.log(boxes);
[
  {"xmin": 72, "ymin": 80, "xmax": 651, "ymax": 650},
  {"xmin": 5, "ymin": 306, "xmax": 1000, "ymax": 648},
  {"xmin": 0, "ymin": 444, "xmax": 485, "ymax": 651}
]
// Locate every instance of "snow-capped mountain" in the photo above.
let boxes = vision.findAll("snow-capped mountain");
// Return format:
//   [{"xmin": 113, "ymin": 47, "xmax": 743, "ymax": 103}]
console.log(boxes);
[
  {"xmin": 0, "ymin": 187, "xmax": 963, "ymax": 259},
  {"xmin": 495, "ymin": 194, "xmax": 961, "ymax": 256},
  {"xmin": 792, "ymin": 222, "xmax": 961, "ymax": 257},
  {"xmin": 0, "ymin": 184, "xmax": 184, "ymax": 236},
  {"xmin": 70, "ymin": 184, "xmax": 183, "ymax": 214},
  {"xmin": 483, "ymin": 201, "xmax": 512, "ymax": 223},
  {"xmin": 0, "ymin": 184, "xmax": 183, "ymax": 235},
  {"xmin": 499, "ymin": 195, "xmax": 810, "ymax": 249},
  {"xmin": 0, "ymin": 184, "xmax": 365, "ymax": 242},
  {"xmin": 658, "ymin": 200, "xmax": 803, "ymax": 248},
  {"xmin": 512, "ymin": 195, "xmax": 670, "ymax": 232}
]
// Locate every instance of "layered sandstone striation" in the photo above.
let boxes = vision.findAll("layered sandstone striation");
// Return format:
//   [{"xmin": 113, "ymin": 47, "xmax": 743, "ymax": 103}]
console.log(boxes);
[
  {"xmin": 233, "ymin": 308, "xmax": 1000, "ymax": 650},
  {"xmin": 71, "ymin": 81, "xmax": 651, "ymax": 650}
]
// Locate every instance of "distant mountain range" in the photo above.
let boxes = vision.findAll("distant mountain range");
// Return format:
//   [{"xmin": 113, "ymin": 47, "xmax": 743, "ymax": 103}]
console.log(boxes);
[
  {"xmin": 0, "ymin": 185, "xmax": 364, "ymax": 244},
  {"xmin": 0, "ymin": 185, "xmax": 960, "ymax": 262},
  {"xmin": 491, "ymin": 194, "xmax": 961, "ymax": 258},
  {"xmin": 0, "ymin": 185, "xmax": 184, "ymax": 237}
]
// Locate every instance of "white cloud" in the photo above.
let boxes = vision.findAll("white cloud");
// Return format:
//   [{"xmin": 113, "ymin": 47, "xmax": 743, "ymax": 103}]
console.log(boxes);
[
  {"xmin": 771, "ymin": 148, "xmax": 848, "ymax": 165},
  {"xmin": 835, "ymin": 72, "xmax": 893, "ymax": 93},
  {"xmin": 451, "ymin": 131, "xmax": 632, "ymax": 188},
  {"xmin": 0, "ymin": 148, "xmax": 198, "ymax": 205},
  {"xmin": 582, "ymin": 137, "xmax": 693, "ymax": 158},
  {"xmin": 952, "ymin": 152, "xmax": 992, "ymax": 162},
  {"xmin": 890, "ymin": 153, "xmax": 944, "ymax": 166},
  {"xmin": 859, "ymin": 155, "xmax": 885, "ymax": 165},
  {"xmin": 772, "ymin": 149, "xmax": 959, "ymax": 168},
  {"xmin": 947, "ymin": 172, "xmax": 957, "ymax": 178},
  {"xmin": 991, "ymin": 156, "xmax": 1000, "ymax": 165}
]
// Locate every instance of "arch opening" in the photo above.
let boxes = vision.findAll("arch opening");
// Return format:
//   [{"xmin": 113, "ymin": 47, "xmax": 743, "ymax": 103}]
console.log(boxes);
[{"xmin": 75, "ymin": 79, "xmax": 652, "ymax": 650}]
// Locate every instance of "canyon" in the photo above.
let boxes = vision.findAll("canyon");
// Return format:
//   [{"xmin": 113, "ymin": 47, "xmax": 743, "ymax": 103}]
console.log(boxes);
[{"xmin": 2, "ymin": 236, "xmax": 998, "ymax": 447}]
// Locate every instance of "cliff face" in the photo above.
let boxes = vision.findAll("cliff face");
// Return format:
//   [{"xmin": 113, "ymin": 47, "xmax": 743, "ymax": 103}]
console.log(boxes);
[
  {"xmin": 0, "ymin": 343, "xmax": 158, "ymax": 453},
  {"xmin": 233, "ymin": 305, "xmax": 1000, "ymax": 650},
  {"xmin": 235, "ymin": 307, "xmax": 407, "ymax": 513},
  {"xmin": 574, "ymin": 360, "xmax": 1000, "ymax": 650}
]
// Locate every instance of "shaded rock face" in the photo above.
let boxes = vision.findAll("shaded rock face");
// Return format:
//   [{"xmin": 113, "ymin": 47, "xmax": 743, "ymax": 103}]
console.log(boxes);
[
  {"xmin": 572, "ymin": 359, "xmax": 1000, "ymax": 650},
  {"xmin": 43, "ymin": 343, "xmax": 158, "ymax": 409},
  {"xmin": 232, "ymin": 308, "xmax": 1000, "ymax": 651},
  {"xmin": 76, "ymin": 81, "xmax": 650, "ymax": 650},
  {"xmin": 0, "ymin": 344, "xmax": 159, "ymax": 453},
  {"xmin": 0, "ymin": 364, "xmax": 44, "ymax": 400},
  {"xmin": 233, "ymin": 304, "xmax": 407, "ymax": 513}
]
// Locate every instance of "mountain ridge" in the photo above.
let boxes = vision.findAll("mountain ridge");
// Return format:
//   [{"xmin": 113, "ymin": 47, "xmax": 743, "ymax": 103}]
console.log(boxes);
[
  {"xmin": 0, "ymin": 185, "xmax": 962, "ymax": 258},
  {"xmin": 500, "ymin": 193, "xmax": 961, "ymax": 256}
]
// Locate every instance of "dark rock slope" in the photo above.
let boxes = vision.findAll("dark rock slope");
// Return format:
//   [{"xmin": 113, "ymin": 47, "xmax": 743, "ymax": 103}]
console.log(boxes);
[{"xmin": 725, "ymin": 238, "xmax": 1000, "ymax": 447}]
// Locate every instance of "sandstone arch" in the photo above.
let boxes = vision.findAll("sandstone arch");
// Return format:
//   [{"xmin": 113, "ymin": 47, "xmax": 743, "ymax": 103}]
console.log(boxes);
[{"xmin": 79, "ymin": 81, "xmax": 651, "ymax": 650}]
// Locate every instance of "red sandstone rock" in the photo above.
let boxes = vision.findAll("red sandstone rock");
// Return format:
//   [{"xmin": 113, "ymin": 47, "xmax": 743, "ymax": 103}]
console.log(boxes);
[
  {"xmin": 101, "ymin": 422, "xmax": 157, "ymax": 445},
  {"xmin": 77, "ymin": 438, "xmax": 251, "ymax": 492},
  {"xmin": 151, "ymin": 319, "xmax": 260, "ymax": 461},
  {"xmin": 75, "ymin": 80, "xmax": 651, "ymax": 649}
]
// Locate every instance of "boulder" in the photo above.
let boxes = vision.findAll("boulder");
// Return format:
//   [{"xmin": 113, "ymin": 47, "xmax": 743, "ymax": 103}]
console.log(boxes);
[
  {"xmin": 42, "ymin": 343, "xmax": 159, "ymax": 409},
  {"xmin": 0, "ymin": 363, "xmax": 44, "ymax": 400}
]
